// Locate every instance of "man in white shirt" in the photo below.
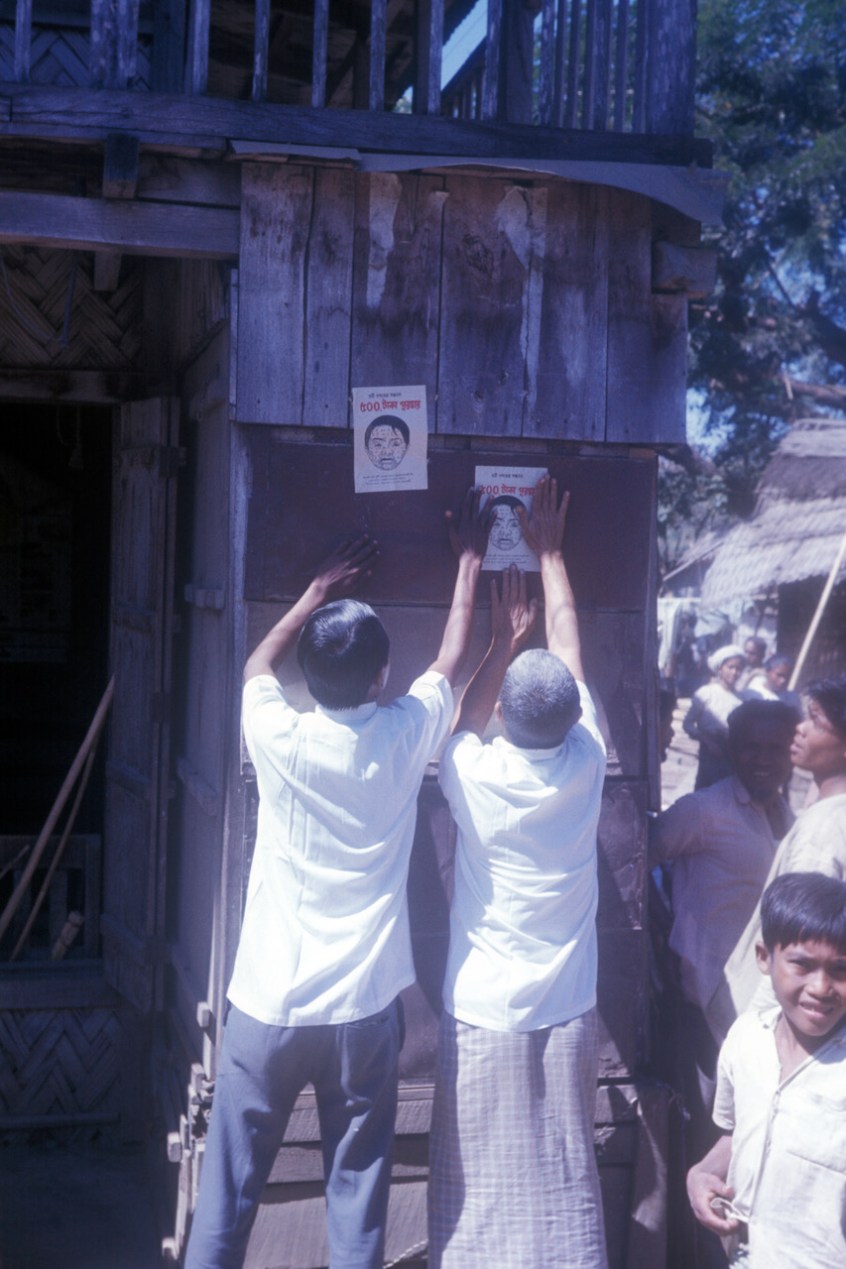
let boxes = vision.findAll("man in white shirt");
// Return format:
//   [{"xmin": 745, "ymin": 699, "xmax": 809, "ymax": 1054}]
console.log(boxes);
[
  {"xmin": 186, "ymin": 493, "xmax": 488, "ymax": 1269},
  {"xmin": 428, "ymin": 476, "xmax": 608, "ymax": 1269}
]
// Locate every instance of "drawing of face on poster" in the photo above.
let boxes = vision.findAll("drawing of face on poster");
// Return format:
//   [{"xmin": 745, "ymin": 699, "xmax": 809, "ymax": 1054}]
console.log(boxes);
[
  {"xmin": 364, "ymin": 416, "xmax": 410, "ymax": 471},
  {"xmin": 353, "ymin": 386, "xmax": 428, "ymax": 493},
  {"xmin": 475, "ymin": 465, "xmax": 547, "ymax": 572},
  {"xmin": 488, "ymin": 495, "xmax": 526, "ymax": 552}
]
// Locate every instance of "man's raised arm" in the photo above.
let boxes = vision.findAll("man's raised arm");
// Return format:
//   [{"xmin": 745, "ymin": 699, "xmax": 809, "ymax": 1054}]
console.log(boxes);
[
  {"xmin": 520, "ymin": 476, "xmax": 584, "ymax": 681},
  {"xmin": 428, "ymin": 487, "xmax": 489, "ymax": 686},
  {"xmin": 451, "ymin": 565, "xmax": 538, "ymax": 737},
  {"xmin": 243, "ymin": 536, "xmax": 379, "ymax": 682}
]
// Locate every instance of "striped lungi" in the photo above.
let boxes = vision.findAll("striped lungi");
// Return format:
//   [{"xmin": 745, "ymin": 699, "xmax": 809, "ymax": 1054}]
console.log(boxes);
[{"xmin": 427, "ymin": 1008, "xmax": 608, "ymax": 1269}]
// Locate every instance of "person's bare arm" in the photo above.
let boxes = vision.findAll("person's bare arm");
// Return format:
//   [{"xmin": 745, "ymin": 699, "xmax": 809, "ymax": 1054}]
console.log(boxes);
[
  {"xmin": 686, "ymin": 1133, "xmax": 739, "ymax": 1236},
  {"xmin": 244, "ymin": 536, "xmax": 379, "ymax": 682},
  {"xmin": 519, "ymin": 475, "xmax": 583, "ymax": 681},
  {"xmin": 428, "ymin": 487, "xmax": 489, "ymax": 686},
  {"xmin": 452, "ymin": 566, "xmax": 538, "ymax": 737}
]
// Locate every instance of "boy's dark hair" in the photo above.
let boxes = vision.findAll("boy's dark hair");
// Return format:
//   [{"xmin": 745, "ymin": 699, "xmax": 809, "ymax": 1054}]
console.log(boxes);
[
  {"xmin": 364, "ymin": 415, "xmax": 409, "ymax": 446},
  {"xmin": 499, "ymin": 649, "xmax": 581, "ymax": 748},
  {"xmin": 297, "ymin": 599, "xmax": 389, "ymax": 709},
  {"xmin": 761, "ymin": 871, "xmax": 846, "ymax": 955},
  {"xmin": 805, "ymin": 676, "xmax": 846, "ymax": 741},
  {"xmin": 745, "ymin": 635, "xmax": 767, "ymax": 658},
  {"xmin": 727, "ymin": 699, "xmax": 796, "ymax": 749}
]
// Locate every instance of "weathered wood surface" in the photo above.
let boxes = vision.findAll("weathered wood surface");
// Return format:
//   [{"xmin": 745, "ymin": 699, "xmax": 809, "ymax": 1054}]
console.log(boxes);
[
  {"xmin": 243, "ymin": 437, "xmax": 655, "ymax": 612},
  {"xmin": 605, "ymin": 188, "xmax": 687, "ymax": 444},
  {"xmin": 438, "ymin": 175, "xmax": 540, "ymax": 436},
  {"xmin": 0, "ymin": 84, "xmax": 713, "ymax": 166},
  {"xmin": 0, "ymin": 189, "xmax": 238, "ymax": 257},
  {"xmin": 237, "ymin": 164, "xmax": 313, "ymax": 423},
  {"xmin": 303, "ymin": 167, "xmax": 356, "ymax": 426},
  {"xmin": 103, "ymin": 398, "xmax": 178, "ymax": 1017},
  {"xmin": 236, "ymin": 169, "xmax": 692, "ymax": 443},
  {"xmin": 350, "ymin": 171, "xmax": 445, "ymax": 404},
  {"xmin": 527, "ymin": 181, "xmax": 608, "ymax": 441}
]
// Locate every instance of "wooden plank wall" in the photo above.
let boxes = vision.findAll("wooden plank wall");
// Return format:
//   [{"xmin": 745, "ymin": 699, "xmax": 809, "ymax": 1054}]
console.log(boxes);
[{"xmin": 235, "ymin": 164, "xmax": 689, "ymax": 445}]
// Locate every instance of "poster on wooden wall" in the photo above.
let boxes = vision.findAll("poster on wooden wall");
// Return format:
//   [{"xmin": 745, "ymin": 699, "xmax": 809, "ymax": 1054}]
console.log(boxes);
[
  {"xmin": 475, "ymin": 465, "xmax": 547, "ymax": 572},
  {"xmin": 352, "ymin": 385, "xmax": 428, "ymax": 494}
]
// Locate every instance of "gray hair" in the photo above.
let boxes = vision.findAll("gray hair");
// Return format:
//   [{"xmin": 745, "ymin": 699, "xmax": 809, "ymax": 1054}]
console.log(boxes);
[{"xmin": 499, "ymin": 649, "xmax": 581, "ymax": 748}]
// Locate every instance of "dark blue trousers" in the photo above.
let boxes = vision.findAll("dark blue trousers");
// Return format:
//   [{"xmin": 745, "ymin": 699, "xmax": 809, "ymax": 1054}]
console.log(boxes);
[{"xmin": 184, "ymin": 999, "xmax": 403, "ymax": 1269}]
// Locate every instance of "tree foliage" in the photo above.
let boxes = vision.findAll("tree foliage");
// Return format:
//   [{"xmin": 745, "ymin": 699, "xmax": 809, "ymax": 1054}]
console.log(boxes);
[{"xmin": 660, "ymin": 0, "xmax": 846, "ymax": 574}]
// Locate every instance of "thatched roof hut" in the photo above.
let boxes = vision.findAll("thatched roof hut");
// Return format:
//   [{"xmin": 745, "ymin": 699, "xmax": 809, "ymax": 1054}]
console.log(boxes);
[{"xmin": 702, "ymin": 416, "xmax": 846, "ymax": 606}]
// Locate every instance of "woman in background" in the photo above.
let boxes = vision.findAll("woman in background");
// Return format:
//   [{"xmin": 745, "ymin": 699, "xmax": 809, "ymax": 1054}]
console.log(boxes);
[{"xmin": 683, "ymin": 645, "xmax": 746, "ymax": 789}]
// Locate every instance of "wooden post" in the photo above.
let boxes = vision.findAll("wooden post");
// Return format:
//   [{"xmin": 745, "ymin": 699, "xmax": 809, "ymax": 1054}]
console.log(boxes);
[
  {"xmin": 482, "ymin": 0, "xmax": 503, "ymax": 121},
  {"xmin": 788, "ymin": 528, "xmax": 846, "ymax": 690},
  {"xmin": 613, "ymin": 0, "xmax": 630, "ymax": 130},
  {"xmin": 311, "ymin": 0, "xmax": 330, "ymax": 107},
  {"xmin": 582, "ymin": 0, "xmax": 612, "ymax": 131},
  {"xmin": 14, "ymin": 0, "xmax": 32, "ymax": 83},
  {"xmin": 414, "ymin": 0, "xmax": 444, "ymax": 116},
  {"xmin": 564, "ymin": 0, "xmax": 582, "ymax": 128},
  {"xmin": 252, "ymin": 0, "xmax": 271, "ymax": 101},
  {"xmin": 369, "ymin": 0, "xmax": 387, "ymax": 111},
  {"xmin": 645, "ymin": 0, "xmax": 696, "ymax": 134},
  {"xmin": 186, "ymin": 0, "xmax": 210, "ymax": 95}
]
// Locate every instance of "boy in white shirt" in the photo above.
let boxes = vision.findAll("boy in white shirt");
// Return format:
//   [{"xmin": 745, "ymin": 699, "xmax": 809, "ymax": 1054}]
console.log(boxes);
[
  {"xmin": 687, "ymin": 870, "xmax": 846, "ymax": 1268},
  {"xmin": 186, "ymin": 492, "xmax": 488, "ymax": 1269},
  {"xmin": 428, "ymin": 476, "xmax": 608, "ymax": 1269}
]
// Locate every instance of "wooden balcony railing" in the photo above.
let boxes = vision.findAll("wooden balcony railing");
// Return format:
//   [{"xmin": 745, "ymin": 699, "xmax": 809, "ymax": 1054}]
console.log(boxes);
[{"xmin": 0, "ymin": 0, "xmax": 696, "ymax": 137}]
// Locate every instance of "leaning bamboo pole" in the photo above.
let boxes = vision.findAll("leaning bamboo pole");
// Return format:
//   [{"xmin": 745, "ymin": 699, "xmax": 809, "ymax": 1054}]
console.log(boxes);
[
  {"xmin": 0, "ymin": 676, "xmax": 115, "ymax": 948},
  {"xmin": 9, "ymin": 743, "xmax": 98, "ymax": 961},
  {"xmin": 788, "ymin": 528, "xmax": 846, "ymax": 690}
]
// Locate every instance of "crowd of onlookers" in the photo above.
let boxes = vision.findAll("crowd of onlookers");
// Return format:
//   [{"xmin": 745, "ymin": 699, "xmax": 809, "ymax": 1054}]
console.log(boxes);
[{"xmin": 654, "ymin": 629, "xmax": 846, "ymax": 1267}]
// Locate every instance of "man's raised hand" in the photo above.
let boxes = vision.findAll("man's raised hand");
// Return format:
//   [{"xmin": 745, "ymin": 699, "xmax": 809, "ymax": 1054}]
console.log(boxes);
[
  {"xmin": 312, "ymin": 535, "xmax": 379, "ymax": 602},
  {"xmin": 520, "ymin": 475, "xmax": 569, "ymax": 557}
]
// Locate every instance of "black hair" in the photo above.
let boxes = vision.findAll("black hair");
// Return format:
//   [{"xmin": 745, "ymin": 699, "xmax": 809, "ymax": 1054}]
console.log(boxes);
[
  {"xmin": 805, "ymin": 676, "xmax": 846, "ymax": 742},
  {"xmin": 364, "ymin": 415, "xmax": 410, "ymax": 446},
  {"xmin": 297, "ymin": 599, "xmax": 389, "ymax": 709},
  {"xmin": 764, "ymin": 652, "xmax": 793, "ymax": 673},
  {"xmin": 761, "ymin": 872, "xmax": 846, "ymax": 955},
  {"xmin": 727, "ymin": 699, "xmax": 796, "ymax": 749},
  {"xmin": 499, "ymin": 649, "xmax": 581, "ymax": 748},
  {"xmin": 745, "ymin": 635, "xmax": 768, "ymax": 658}
]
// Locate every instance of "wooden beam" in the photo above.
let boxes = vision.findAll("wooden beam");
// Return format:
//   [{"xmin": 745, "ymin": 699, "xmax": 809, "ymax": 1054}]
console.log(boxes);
[
  {"xmin": 0, "ymin": 368, "xmax": 148, "ymax": 401},
  {"xmin": 0, "ymin": 189, "xmax": 239, "ymax": 257},
  {"xmin": 0, "ymin": 84, "xmax": 713, "ymax": 168}
]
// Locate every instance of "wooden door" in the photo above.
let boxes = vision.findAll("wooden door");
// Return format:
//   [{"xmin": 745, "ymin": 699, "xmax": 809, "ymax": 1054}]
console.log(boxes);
[{"xmin": 102, "ymin": 398, "xmax": 179, "ymax": 1014}]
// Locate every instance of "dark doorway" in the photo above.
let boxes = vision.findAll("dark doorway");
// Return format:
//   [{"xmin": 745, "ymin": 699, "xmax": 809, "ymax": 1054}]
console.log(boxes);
[{"xmin": 0, "ymin": 403, "xmax": 112, "ymax": 955}]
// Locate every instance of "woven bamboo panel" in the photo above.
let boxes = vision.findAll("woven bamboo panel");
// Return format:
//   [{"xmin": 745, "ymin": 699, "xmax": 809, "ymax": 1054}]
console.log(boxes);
[
  {"xmin": 0, "ymin": 246, "xmax": 142, "ymax": 369},
  {"xmin": 0, "ymin": 24, "xmax": 151, "ymax": 88},
  {"xmin": 0, "ymin": 1006, "xmax": 121, "ymax": 1119}
]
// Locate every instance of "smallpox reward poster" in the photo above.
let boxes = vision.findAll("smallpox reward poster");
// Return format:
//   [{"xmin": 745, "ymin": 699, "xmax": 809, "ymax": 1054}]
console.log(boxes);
[
  {"xmin": 475, "ymin": 465, "xmax": 548, "ymax": 572},
  {"xmin": 352, "ymin": 386, "xmax": 428, "ymax": 493}
]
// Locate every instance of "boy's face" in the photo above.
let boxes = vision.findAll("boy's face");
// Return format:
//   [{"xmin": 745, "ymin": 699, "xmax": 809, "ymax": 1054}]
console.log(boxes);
[
  {"xmin": 790, "ymin": 697, "xmax": 846, "ymax": 779},
  {"xmin": 757, "ymin": 937, "xmax": 846, "ymax": 1048},
  {"xmin": 366, "ymin": 424, "xmax": 408, "ymax": 470}
]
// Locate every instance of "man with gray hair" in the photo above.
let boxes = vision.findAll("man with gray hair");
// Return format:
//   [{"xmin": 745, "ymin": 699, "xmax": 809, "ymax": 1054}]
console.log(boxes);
[{"xmin": 427, "ymin": 476, "xmax": 609, "ymax": 1269}]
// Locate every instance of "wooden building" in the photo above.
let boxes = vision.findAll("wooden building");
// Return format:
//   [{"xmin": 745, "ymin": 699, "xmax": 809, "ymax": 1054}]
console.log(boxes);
[{"xmin": 0, "ymin": 2, "xmax": 721, "ymax": 1264}]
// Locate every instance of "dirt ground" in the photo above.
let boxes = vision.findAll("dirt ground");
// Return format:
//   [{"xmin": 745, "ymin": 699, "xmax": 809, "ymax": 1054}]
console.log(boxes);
[{"xmin": 0, "ymin": 1138, "xmax": 163, "ymax": 1269}]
